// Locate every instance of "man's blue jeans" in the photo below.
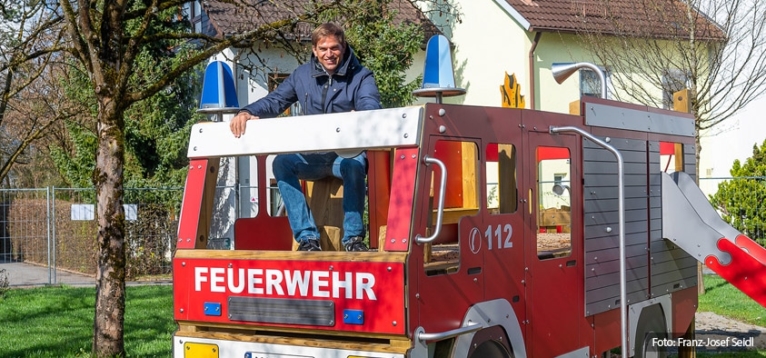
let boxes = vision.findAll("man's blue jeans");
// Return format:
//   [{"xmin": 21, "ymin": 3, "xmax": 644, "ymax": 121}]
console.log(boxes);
[{"xmin": 272, "ymin": 152, "xmax": 366, "ymax": 245}]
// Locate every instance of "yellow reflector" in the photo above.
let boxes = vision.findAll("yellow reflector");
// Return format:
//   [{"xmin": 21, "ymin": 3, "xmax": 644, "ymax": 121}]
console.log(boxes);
[{"xmin": 184, "ymin": 342, "xmax": 219, "ymax": 358}]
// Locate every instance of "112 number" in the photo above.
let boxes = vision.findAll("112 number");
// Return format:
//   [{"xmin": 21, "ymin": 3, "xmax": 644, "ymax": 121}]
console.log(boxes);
[{"xmin": 485, "ymin": 224, "xmax": 513, "ymax": 250}]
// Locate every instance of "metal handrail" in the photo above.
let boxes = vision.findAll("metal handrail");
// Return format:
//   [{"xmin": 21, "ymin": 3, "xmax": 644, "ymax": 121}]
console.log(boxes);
[
  {"xmin": 549, "ymin": 125, "xmax": 627, "ymax": 358},
  {"xmin": 416, "ymin": 155, "xmax": 447, "ymax": 244},
  {"xmin": 417, "ymin": 323, "xmax": 482, "ymax": 342}
]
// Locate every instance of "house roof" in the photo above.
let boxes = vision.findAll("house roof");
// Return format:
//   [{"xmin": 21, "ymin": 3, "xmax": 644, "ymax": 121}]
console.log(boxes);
[
  {"xmin": 201, "ymin": 0, "xmax": 441, "ymax": 43},
  {"xmin": 499, "ymin": 0, "xmax": 725, "ymax": 41}
]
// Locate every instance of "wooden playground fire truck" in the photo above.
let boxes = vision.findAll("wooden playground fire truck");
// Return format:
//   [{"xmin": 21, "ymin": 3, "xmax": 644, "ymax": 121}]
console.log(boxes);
[{"xmin": 172, "ymin": 44, "xmax": 766, "ymax": 358}]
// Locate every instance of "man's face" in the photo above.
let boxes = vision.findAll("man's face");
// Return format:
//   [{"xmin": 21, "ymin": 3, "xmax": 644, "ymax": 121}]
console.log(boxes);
[{"xmin": 312, "ymin": 35, "xmax": 345, "ymax": 75}]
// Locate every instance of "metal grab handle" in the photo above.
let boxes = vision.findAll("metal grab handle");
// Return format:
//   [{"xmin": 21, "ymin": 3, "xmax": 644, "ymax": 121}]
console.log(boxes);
[
  {"xmin": 416, "ymin": 155, "xmax": 447, "ymax": 244},
  {"xmin": 417, "ymin": 323, "xmax": 482, "ymax": 342},
  {"xmin": 550, "ymin": 125, "xmax": 627, "ymax": 358}
]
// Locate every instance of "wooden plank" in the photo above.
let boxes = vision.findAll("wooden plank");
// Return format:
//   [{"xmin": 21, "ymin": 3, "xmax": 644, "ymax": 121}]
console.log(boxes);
[
  {"xmin": 433, "ymin": 208, "xmax": 479, "ymax": 225},
  {"xmin": 674, "ymin": 142, "xmax": 684, "ymax": 172},
  {"xmin": 498, "ymin": 144, "xmax": 518, "ymax": 213},
  {"xmin": 175, "ymin": 324, "xmax": 411, "ymax": 353},
  {"xmin": 368, "ymin": 150, "xmax": 392, "ymax": 249},
  {"xmin": 672, "ymin": 88, "xmax": 691, "ymax": 113},
  {"xmin": 274, "ymin": 177, "xmax": 346, "ymax": 252},
  {"xmin": 377, "ymin": 225, "xmax": 387, "ymax": 252},
  {"xmin": 423, "ymin": 260, "xmax": 459, "ymax": 272},
  {"xmin": 569, "ymin": 99, "xmax": 581, "ymax": 115},
  {"xmin": 194, "ymin": 160, "xmax": 219, "ymax": 249},
  {"xmin": 174, "ymin": 249, "xmax": 408, "ymax": 263},
  {"xmin": 461, "ymin": 142, "xmax": 478, "ymax": 209},
  {"xmin": 306, "ymin": 177, "xmax": 345, "ymax": 231}
]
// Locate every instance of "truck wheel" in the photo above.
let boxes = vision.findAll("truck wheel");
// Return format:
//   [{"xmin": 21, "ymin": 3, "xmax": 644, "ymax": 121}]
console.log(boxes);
[
  {"xmin": 468, "ymin": 340, "xmax": 513, "ymax": 358},
  {"xmin": 466, "ymin": 326, "xmax": 514, "ymax": 358},
  {"xmin": 634, "ymin": 305, "xmax": 668, "ymax": 358}
]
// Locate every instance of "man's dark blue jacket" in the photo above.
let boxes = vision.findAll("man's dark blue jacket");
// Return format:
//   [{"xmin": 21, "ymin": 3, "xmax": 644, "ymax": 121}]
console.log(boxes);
[{"xmin": 239, "ymin": 47, "xmax": 381, "ymax": 117}]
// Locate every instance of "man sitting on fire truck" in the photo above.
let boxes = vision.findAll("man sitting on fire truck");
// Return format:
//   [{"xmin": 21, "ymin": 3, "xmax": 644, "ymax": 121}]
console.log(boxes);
[{"xmin": 229, "ymin": 22, "xmax": 382, "ymax": 252}]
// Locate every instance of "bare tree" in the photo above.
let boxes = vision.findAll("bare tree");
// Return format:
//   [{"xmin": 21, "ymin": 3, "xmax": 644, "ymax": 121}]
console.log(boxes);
[
  {"xmin": 1, "ymin": 61, "xmax": 83, "ymax": 187},
  {"xmin": 577, "ymin": 0, "xmax": 766, "ymax": 176},
  {"xmin": 0, "ymin": 0, "xmax": 69, "ymax": 186},
  {"xmin": 577, "ymin": 0, "xmax": 766, "ymax": 295},
  {"xmin": 0, "ymin": 0, "xmax": 456, "ymax": 354},
  {"xmin": 55, "ymin": 0, "xmax": 420, "ymax": 355}
]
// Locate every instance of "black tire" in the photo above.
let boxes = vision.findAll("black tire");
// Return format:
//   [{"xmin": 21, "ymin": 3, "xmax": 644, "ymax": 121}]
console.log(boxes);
[
  {"xmin": 468, "ymin": 340, "xmax": 513, "ymax": 358},
  {"xmin": 466, "ymin": 326, "xmax": 514, "ymax": 358},
  {"xmin": 634, "ymin": 305, "xmax": 668, "ymax": 358}
]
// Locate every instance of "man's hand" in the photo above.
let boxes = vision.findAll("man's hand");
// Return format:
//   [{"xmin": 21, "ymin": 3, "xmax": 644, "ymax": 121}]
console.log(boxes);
[{"xmin": 230, "ymin": 112, "xmax": 259, "ymax": 138}]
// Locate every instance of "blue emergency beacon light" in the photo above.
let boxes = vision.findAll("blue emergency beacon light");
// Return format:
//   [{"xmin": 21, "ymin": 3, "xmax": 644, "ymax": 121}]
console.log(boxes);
[
  {"xmin": 198, "ymin": 60, "xmax": 240, "ymax": 121},
  {"xmin": 412, "ymin": 35, "xmax": 465, "ymax": 103}
]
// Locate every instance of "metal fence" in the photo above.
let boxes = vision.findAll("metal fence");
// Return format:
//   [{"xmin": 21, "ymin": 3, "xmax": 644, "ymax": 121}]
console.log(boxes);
[{"xmin": 0, "ymin": 187, "xmax": 184, "ymax": 286}]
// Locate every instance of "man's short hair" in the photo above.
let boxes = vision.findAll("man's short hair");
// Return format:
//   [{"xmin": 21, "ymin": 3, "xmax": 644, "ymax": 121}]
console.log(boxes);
[{"xmin": 311, "ymin": 23, "xmax": 346, "ymax": 48}]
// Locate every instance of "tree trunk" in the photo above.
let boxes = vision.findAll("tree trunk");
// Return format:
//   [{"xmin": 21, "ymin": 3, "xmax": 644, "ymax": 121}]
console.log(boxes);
[{"xmin": 92, "ymin": 99, "xmax": 127, "ymax": 357}]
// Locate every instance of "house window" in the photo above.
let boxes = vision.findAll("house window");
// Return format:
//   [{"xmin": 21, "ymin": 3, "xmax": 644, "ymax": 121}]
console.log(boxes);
[
  {"xmin": 580, "ymin": 67, "xmax": 610, "ymax": 99},
  {"xmin": 184, "ymin": 1, "xmax": 202, "ymax": 33},
  {"xmin": 662, "ymin": 69, "xmax": 689, "ymax": 109}
]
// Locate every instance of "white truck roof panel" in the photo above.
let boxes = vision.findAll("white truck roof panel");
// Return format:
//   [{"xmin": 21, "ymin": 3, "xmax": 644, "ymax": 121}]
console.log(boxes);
[{"xmin": 187, "ymin": 106, "xmax": 424, "ymax": 158}]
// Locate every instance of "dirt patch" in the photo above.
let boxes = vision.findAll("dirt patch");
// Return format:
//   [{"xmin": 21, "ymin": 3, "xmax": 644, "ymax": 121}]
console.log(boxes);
[
  {"xmin": 537, "ymin": 233, "xmax": 571, "ymax": 251},
  {"xmin": 690, "ymin": 311, "xmax": 766, "ymax": 353}
]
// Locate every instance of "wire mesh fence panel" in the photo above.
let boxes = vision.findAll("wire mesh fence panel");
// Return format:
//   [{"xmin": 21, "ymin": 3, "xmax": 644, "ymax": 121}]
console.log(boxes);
[
  {"xmin": 52, "ymin": 187, "xmax": 183, "ymax": 283},
  {"xmin": 123, "ymin": 188, "xmax": 182, "ymax": 278},
  {"xmin": 52, "ymin": 188, "xmax": 98, "ymax": 284},
  {"xmin": 0, "ymin": 188, "xmax": 52, "ymax": 286},
  {"xmin": 0, "ymin": 187, "xmax": 183, "ymax": 286}
]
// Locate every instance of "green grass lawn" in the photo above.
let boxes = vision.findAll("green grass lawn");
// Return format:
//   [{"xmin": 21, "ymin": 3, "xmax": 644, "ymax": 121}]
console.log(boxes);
[
  {"xmin": 0, "ymin": 275, "xmax": 764, "ymax": 357},
  {"xmin": 0, "ymin": 285, "xmax": 174, "ymax": 358},
  {"xmin": 699, "ymin": 275, "xmax": 766, "ymax": 328}
]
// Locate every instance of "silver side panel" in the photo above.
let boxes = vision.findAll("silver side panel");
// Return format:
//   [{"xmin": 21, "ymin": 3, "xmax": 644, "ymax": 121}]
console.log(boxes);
[
  {"xmin": 628, "ymin": 295, "xmax": 672, "ymax": 357},
  {"xmin": 584, "ymin": 137, "xmax": 649, "ymax": 316},
  {"xmin": 584, "ymin": 102, "xmax": 695, "ymax": 137},
  {"xmin": 651, "ymin": 143, "xmax": 698, "ymax": 296},
  {"xmin": 187, "ymin": 106, "xmax": 424, "ymax": 158},
  {"xmin": 412, "ymin": 300, "xmax": 526, "ymax": 358},
  {"xmin": 453, "ymin": 299, "xmax": 527, "ymax": 358},
  {"xmin": 584, "ymin": 137, "xmax": 700, "ymax": 315}
]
